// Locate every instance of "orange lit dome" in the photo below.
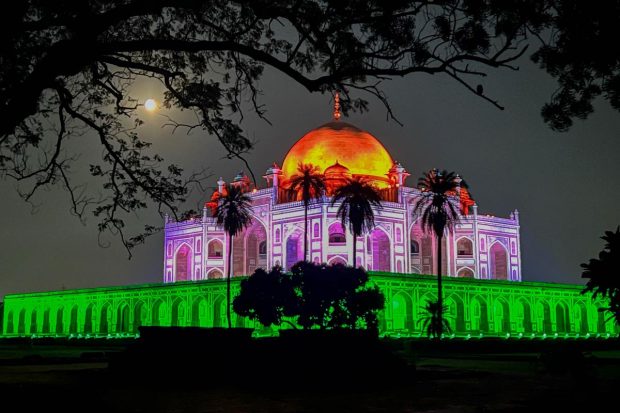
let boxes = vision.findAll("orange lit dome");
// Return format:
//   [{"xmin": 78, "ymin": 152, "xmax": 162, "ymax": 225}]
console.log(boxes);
[{"xmin": 281, "ymin": 122, "xmax": 394, "ymax": 188}]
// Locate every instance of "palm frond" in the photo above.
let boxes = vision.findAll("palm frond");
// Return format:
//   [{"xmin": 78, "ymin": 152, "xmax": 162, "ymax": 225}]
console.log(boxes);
[{"xmin": 215, "ymin": 184, "xmax": 253, "ymax": 236}]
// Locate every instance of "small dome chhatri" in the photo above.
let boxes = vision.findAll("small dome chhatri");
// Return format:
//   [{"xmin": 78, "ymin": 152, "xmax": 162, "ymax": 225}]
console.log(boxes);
[{"xmin": 324, "ymin": 160, "xmax": 351, "ymax": 178}]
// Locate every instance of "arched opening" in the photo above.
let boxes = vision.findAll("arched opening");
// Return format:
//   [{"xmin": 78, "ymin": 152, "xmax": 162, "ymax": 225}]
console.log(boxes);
[
  {"xmin": 369, "ymin": 228, "xmax": 391, "ymax": 272},
  {"xmin": 116, "ymin": 303, "xmax": 130, "ymax": 333},
  {"xmin": 517, "ymin": 300, "xmax": 533, "ymax": 333},
  {"xmin": 133, "ymin": 301, "xmax": 147, "ymax": 333},
  {"xmin": 470, "ymin": 297, "xmax": 489, "ymax": 332},
  {"xmin": 151, "ymin": 300, "xmax": 166, "ymax": 327},
  {"xmin": 84, "ymin": 304, "xmax": 94, "ymax": 335},
  {"xmin": 456, "ymin": 238, "xmax": 473, "ymax": 256},
  {"xmin": 446, "ymin": 295, "xmax": 466, "ymax": 333},
  {"xmin": 207, "ymin": 239, "xmax": 224, "ymax": 258},
  {"xmin": 99, "ymin": 303, "xmax": 111, "ymax": 335},
  {"xmin": 175, "ymin": 243, "xmax": 192, "ymax": 282},
  {"xmin": 213, "ymin": 296, "xmax": 226, "ymax": 327},
  {"xmin": 574, "ymin": 302, "xmax": 589, "ymax": 334},
  {"xmin": 410, "ymin": 240, "xmax": 420, "ymax": 255},
  {"xmin": 457, "ymin": 268, "xmax": 475, "ymax": 278},
  {"xmin": 489, "ymin": 242, "xmax": 508, "ymax": 280},
  {"xmin": 6, "ymin": 311, "xmax": 14, "ymax": 335},
  {"xmin": 55, "ymin": 308, "xmax": 64, "ymax": 335},
  {"xmin": 493, "ymin": 299, "xmax": 510, "ymax": 334},
  {"xmin": 17, "ymin": 309, "xmax": 26, "ymax": 335},
  {"xmin": 555, "ymin": 302, "xmax": 570, "ymax": 334},
  {"xmin": 42, "ymin": 309, "xmax": 50, "ymax": 334},
  {"xmin": 328, "ymin": 256, "xmax": 347, "ymax": 266},
  {"xmin": 29, "ymin": 310, "xmax": 38, "ymax": 335},
  {"xmin": 207, "ymin": 269, "xmax": 224, "ymax": 279},
  {"xmin": 328, "ymin": 223, "xmax": 346, "ymax": 245},
  {"xmin": 192, "ymin": 297, "xmax": 208, "ymax": 327},
  {"xmin": 285, "ymin": 231, "xmax": 304, "ymax": 270},
  {"xmin": 313, "ymin": 223, "xmax": 320, "ymax": 238},
  {"xmin": 171, "ymin": 298, "xmax": 186, "ymax": 327},
  {"xmin": 536, "ymin": 301, "xmax": 552, "ymax": 334},
  {"xmin": 244, "ymin": 222, "xmax": 268, "ymax": 275},
  {"xmin": 391, "ymin": 293, "xmax": 413, "ymax": 332},
  {"xmin": 69, "ymin": 306, "xmax": 79, "ymax": 334},
  {"xmin": 275, "ymin": 228, "xmax": 281, "ymax": 243}
]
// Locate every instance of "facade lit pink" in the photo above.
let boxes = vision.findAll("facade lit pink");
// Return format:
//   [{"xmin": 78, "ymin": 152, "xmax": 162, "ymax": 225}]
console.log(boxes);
[{"xmin": 163, "ymin": 120, "xmax": 521, "ymax": 282}]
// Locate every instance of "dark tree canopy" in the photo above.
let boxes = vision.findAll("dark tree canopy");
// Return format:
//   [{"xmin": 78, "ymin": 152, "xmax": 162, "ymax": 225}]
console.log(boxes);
[
  {"xmin": 1, "ymin": 0, "xmax": 618, "ymax": 252},
  {"xmin": 582, "ymin": 227, "xmax": 620, "ymax": 325},
  {"xmin": 234, "ymin": 261, "xmax": 385, "ymax": 331}
]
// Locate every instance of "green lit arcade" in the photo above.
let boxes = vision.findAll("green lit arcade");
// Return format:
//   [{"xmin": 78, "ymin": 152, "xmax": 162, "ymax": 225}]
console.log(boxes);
[{"xmin": 2, "ymin": 273, "xmax": 617, "ymax": 339}]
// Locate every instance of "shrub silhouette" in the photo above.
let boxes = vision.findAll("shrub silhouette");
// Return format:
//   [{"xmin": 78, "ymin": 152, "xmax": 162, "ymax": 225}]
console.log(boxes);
[{"xmin": 234, "ymin": 261, "xmax": 385, "ymax": 332}]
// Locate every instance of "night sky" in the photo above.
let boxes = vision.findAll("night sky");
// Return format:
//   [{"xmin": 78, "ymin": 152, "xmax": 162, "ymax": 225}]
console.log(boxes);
[{"xmin": 1, "ymin": 58, "xmax": 619, "ymax": 298}]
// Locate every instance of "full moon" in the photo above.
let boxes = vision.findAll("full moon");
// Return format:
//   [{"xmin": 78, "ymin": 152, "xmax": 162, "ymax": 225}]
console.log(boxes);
[{"xmin": 144, "ymin": 98, "xmax": 157, "ymax": 111}]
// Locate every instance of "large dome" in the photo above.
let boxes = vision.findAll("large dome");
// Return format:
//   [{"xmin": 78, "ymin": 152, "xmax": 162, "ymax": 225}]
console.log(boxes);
[{"xmin": 281, "ymin": 121, "xmax": 394, "ymax": 187}]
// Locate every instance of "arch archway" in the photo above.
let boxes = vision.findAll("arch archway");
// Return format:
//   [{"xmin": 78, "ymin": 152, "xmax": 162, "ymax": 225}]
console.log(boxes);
[
  {"xmin": 17, "ymin": 309, "xmax": 26, "ymax": 335},
  {"xmin": 151, "ymin": 299, "xmax": 166, "ymax": 327},
  {"xmin": 207, "ymin": 239, "xmax": 224, "ymax": 258},
  {"xmin": 489, "ymin": 242, "xmax": 508, "ymax": 280},
  {"xmin": 55, "ymin": 307, "xmax": 64, "ymax": 335},
  {"xmin": 536, "ymin": 301, "xmax": 552, "ymax": 334},
  {"xmin": 207, "ymin": 268, "xmax": 224, "ymax": 279},
  {"xmin": 446, "ymin": 295, "xmax": 466, "ymax": 333},
  {"xmin": 517, "ymin": 299, "xmax": 533, "ymax": 333},
  {"xmin": 41, "ymin": 309, "xmax": 50, "ymax": 334},
  {"xmin": 328, "ymin": 222, "xmax": 346, "ymax": 245},
  {"xmin": 84, "ymin": 304, "xmax": 94, "ymax": 335},
  {"xmin": 493, "ymin": 299, "xmax": 510, "ymax": 334},
  {"xmin": 174, "ymin": 243, "xmax": 193, "ymax": 281},
  {"xmin": 171, "ymin": 298, "xmax": 186, "ymax": 327},
  {"xmin": 133, "ymin": 301, "xmax": 147, "ymax": 333},
  {"xmin": 391, "ymin": 292, "xmax": 413, "ymax": 332},
  {"xmin": 245, "ymin": 222, "xmax": 268, "ymax": 275},
  {"xmin": 470, "ymin": 296, "xmax": 489, "ymax": 333},
  {"xmin": 99, "ymin": 303, "xmax": 111, "ymax": 335},
  {"xmin": 29, "ymin": 310, "xmax": 38, "ymax": 335},
  {"xmin": 369, "ymin": 228, "xmax": 391, "ymax": 272},
  {"xmin": 456, "ymin": 237, "xmax": 473, "ymax": 256},
  {"xmin": 285, "ymin": 230, "xmax": 304, "ymax": 270},
  {"xmin": 213, "ymin": 295, "xmax": 226, "ymax": 327},
  {"xmin": 116, "ymin": 303, "xmax": 130, "ymax": 333},
  {"xmin": 69, "ymin": 305, "xmax": 79, "ymax": 334},
  {"xmin": 457, "ymin": 267, "xmax": 475, "ymax": 278},
  {"xmin": 555, "ymin": 302, "xmax": 570, "ymax": 334},
  {"xmin": 574, "ymin": 302, "xmax": 589, "ymax": 334},
  {"xmin": 192, "ymin": 297, "xmax": 208, "ymax": 327},
  {"xmin": 328, "ymin": 255, "xmax": 347, "ymax": 266}
]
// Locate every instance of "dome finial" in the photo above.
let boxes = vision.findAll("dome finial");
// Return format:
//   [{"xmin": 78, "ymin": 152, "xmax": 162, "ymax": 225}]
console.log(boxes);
[{"xmin": 333, "ymin": 91, "xmax": 341, "ymax": 121}]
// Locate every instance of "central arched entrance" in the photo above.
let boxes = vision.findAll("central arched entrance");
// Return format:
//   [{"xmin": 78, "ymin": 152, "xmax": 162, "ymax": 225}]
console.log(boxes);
[
  {"xmin": 489, "ymin": 242, "xmax": 508, "ymax": 280},
  {"xmin": 175, "ymin": 243, "xmax": 192, "ymax": 281},
  {"xmin": 369, "ymin": 228, "xmax": 390, "ymax": 271}
]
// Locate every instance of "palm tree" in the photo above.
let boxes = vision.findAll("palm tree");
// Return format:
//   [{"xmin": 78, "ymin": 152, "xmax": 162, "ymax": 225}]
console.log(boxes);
[
  {"xmin": 288, "ymin": 163, "xmax": 325, "ymax": 262},
  {"xmin": 413, "ymin": 169, "xmax": 462, "ymax": 338},
  {"xmin": 215, "ymin": 183, "xmax": 253, "ymax": 328},
  {"xmin": 419, "ymin": 300, "xmax": 453, "ymax": 339},
  {"xmin": 330, "ymin": 178, "xmax": 382, "ymax": 267}
]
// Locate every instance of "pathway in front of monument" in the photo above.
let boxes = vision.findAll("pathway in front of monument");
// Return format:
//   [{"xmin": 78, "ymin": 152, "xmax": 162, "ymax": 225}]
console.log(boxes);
[{"xmin": 0, "ymin": 339, "xmax": 619, "ymax": 412}]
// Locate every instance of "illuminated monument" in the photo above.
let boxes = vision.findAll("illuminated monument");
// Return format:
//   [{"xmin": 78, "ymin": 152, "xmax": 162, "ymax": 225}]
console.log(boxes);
[{"xmin": 1, "ymin": 101, "xmax": 618, "ymax": 339}]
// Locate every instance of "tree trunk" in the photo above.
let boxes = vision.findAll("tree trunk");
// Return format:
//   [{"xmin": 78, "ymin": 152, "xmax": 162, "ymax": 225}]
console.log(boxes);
[
  {"xmin": 352, "ymin": 233, "xmax": 357, "ymax": 268},
  {"xmin": 304, "ymin": 203, "xmax": 308, "ymax": 262},
  {"xmin": 437, "ymin": 233, "xmax": 443, "ymax": 338},
  {"xmin": 227, "ymin": 233, "xmax": 233, "ymax": 329}
]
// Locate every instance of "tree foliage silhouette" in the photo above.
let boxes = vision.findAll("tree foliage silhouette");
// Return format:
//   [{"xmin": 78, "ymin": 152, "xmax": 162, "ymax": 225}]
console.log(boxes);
[
  {"xmin": 288, "ymin": 163, "xmax": 325, "ymax": 262},
  {"xmin": 234, "ymin": 261, "xmax": 385, "ymax": 332},
  {"xmin": 582, "ymin": 227, "xmax": 620, "ymax": 325},
  {"xmin": 2, "ymin": 1, "xmax": 617, "ymax": 251},
  {"xmin": 419, "ymin": 300, "xmax": 452, "ymax": 339},
  {"xmin": 331, "ymin": 178, "xmax": 382, "ymax": 267},
  {"xmin": 215, "ymin": 183, "xmax": 252, "ymax": 328},
  {"xmin": 413, "ymin": 169, "xmax": 463, "ymax": 338}
]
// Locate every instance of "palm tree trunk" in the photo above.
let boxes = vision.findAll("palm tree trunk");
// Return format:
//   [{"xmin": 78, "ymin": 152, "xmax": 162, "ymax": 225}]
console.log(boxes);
[
  {"xmin": 352, "ymin": 234, "xmax": 357, "ymax": 267},
  {"xmin": 227, "ymin": 233, "xmax": 233, "ymax": 329},
  {"xmin": 304, "ymin": 202, "xmax": 308, "ymax": 262},
  {"xmin": 436, "ymin": 233, "xmax": 443, "ymax": 338}
]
